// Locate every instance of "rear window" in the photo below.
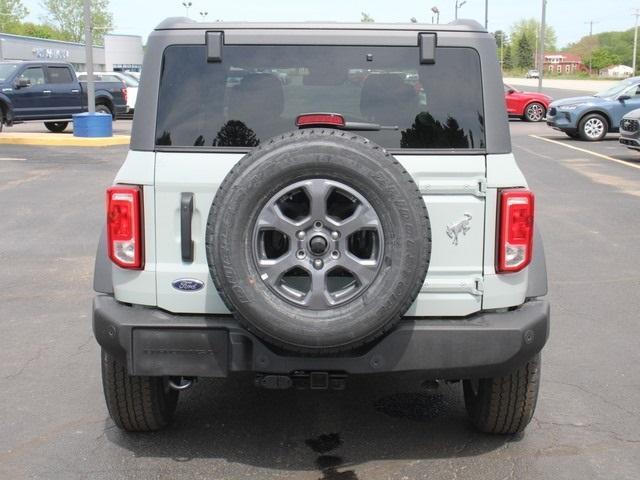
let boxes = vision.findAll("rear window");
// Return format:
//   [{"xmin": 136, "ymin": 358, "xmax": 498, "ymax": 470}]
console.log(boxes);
[
  {"xmin": 47, "ymin": 66, "xmax": 74, "ymax": 84},
  {"xmin": 156, "ymin": 45, "xmax": 485, "ymax": 151}
]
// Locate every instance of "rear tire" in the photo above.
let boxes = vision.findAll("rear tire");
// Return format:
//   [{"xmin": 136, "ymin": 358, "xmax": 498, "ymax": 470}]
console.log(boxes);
[
  {"xmin": 44, "ymin": 121, "xmax": 69, "ymax": 133},
  {"xmin": 95, "ymin": 103, "xmax": 114, "ymax": 119},
  {"xmin": 578, "ymin": 113, "xmax": 608, "ymax": 141},
  {"xmin": 101, "ymin": 350, "xmax": 179, "ymax": 432},
  {"xmin": 463, "ymin": 354, "xmax": 541, "ymax": 434}
]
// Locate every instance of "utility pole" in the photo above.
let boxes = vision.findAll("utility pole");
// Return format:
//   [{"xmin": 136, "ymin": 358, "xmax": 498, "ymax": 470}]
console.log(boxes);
[
  {"xmin": 485, "ymin": 0, "xmax": 489, "ymax": 30},
  {"xmin": 633, "ymin": 9, "xmax": 640, "ymax": 75},
  {"xmin": 585, "ymin": 20, "xmax": 599, "ymax": 75},
  {"xmin": 83, "ymin": 0, "xmax": 94, "ymax": 113},
  {"xmin": 537, "ymin": 0, "xmax": 546, "ymax": 92}
]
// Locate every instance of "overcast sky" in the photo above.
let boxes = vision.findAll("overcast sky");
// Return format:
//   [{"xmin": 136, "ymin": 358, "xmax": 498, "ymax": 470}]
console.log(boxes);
[{"xmin": 20, "ymin": 0, "xmax": 640, "ymax": 48}]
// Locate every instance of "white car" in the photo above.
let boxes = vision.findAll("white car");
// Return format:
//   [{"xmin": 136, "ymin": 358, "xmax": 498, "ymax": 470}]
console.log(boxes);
[{"xmin": 77, "ymin": 71, "xmax": 139, "ymax": 113}]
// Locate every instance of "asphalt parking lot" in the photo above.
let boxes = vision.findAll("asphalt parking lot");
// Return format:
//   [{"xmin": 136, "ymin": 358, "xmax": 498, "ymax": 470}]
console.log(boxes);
[{"xmin": 1, "ymin": 118, "xmax": 640, "ymax": 479}]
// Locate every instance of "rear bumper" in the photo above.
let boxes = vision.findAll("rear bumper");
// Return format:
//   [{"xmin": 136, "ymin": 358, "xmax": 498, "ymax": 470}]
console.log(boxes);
[{"xmin": 93, "ymin": 295, "xmax": 550, "ymax": 380}]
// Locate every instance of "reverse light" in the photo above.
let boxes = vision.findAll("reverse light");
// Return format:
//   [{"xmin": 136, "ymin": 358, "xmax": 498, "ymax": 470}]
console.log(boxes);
[
  {"xmin": 497, "ymin": 189, "xmax": 534, "ymax": 273},
  {"xmin": 106, "ymin": 185, "xmax": 143, "ymax": 269},
  {"xmin": 296, "ymin": 113, "xmax": 346, "ymax": 128}
]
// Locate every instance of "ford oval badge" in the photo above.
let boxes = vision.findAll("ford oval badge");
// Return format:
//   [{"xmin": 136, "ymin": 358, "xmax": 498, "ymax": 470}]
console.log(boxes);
[{"xmin": 172, "ymin": 279, "xmax": 205, "ymax": 292}]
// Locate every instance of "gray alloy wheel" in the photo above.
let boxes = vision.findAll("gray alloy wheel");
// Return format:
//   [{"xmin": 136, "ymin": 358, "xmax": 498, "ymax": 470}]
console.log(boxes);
[
  {"xmin": 579, "ymin": 114, "xmax": 608, "ymax": 141},
  {"xmin": 524, "ymin": 102, "xmax": 546, "ymax": 122},
  {"xmin": 253, "ymin": 178, "xmax": 384, "ymax": 310}
]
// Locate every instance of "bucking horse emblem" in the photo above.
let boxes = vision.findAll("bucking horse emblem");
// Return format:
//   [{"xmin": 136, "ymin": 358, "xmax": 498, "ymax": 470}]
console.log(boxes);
[{"xmin": 446, "ymin": 213, "xmax": 472, "ymax": 246}]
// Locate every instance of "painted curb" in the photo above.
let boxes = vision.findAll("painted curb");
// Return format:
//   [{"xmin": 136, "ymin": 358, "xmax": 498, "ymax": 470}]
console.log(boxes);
[{"xmin": 0, "ymin": 133, "xmax": 130, "ymax": 147}]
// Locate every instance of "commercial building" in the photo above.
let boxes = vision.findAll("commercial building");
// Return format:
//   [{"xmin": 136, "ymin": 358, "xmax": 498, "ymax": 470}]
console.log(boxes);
[{"xmin": 0, "ymin": 32, "xmax": 143, "ymax": 72}]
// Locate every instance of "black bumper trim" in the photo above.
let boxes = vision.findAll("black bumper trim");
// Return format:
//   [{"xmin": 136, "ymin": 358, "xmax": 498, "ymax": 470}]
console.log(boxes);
[{"xmin": 93, "ymin": 295, "xmax": 550, "ymax": 379}]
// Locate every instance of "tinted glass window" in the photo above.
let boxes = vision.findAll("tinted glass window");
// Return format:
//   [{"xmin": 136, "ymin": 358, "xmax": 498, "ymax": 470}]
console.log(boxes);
[
  {"xmin": 47, "ymin": 66, "xmax": 74, "ymax": 84},
  {"xmin": 0, "ymin": 63, "xmax": 19, "ymax": 82},
  {"xmin": 20, "ymin": 67, "xmax": 46, "ymax": 85},
  {"xmin": 156, "ymin": 45, "xmax": 485, "ymax": 150}
]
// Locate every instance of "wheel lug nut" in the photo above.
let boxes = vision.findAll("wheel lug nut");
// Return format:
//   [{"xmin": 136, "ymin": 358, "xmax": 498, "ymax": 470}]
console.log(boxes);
[
  {"xmin": 331, "ymin": 231, "xmax": 340, "ymax": 240},
  {"xmin": 331, "ymin": 251, "xmax": 340, "ymax": 259},
  {"xmin": 296, "ymin": 231, "xmax": 306, "ymax": 240},
  {"xmin": 313, "ymin": 259, "xmax": 323, "ymax": 270},
  {"xmin": 314, "ymin": 221, "xmax": 323, "ymax": 229},
  {"xmin": 296, "ymin": 250, "xmax": 306, "ymax": 259}
]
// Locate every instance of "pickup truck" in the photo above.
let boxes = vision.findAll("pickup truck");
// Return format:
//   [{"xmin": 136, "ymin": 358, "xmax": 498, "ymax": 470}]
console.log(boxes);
[{"xmin": 0, "ymin": 61, "xmax": 128, "ymax": 133}]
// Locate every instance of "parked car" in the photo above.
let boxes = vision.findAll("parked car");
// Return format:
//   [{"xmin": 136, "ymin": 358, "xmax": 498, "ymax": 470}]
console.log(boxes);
[
  {"xmin": 77, "ymin": 71, "xmax": 138, "ymax": 114},
  {"xmin": 546, "ymin": 76, "xmax": 640, "ymax": 141},
  {"xmin": 93, "ymin": 19, "xmax": 549, "ymax": 435},
  {"xmin": 504, "ymin": 84, "xmax": 552, "ymax": 122},
  {"xmin": 619, "ymin": 108, "xmax": 640, "ymax": 151},
  {"xmin": 123, "ymin": 71, "xmax": 140, "ymax": 81},
  {"xmin": 0, "ymin": 61, "xmax": 127, "ymax": 132},
  {"xmin": 525, "ymin": 69, "xmax": 540, "ymax": 79}
]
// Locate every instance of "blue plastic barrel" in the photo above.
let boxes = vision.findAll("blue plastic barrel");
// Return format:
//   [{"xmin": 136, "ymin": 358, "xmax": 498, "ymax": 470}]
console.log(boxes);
[{"xmin": 72, "ymin": 112, "xmax": 113, "ymax": 138}]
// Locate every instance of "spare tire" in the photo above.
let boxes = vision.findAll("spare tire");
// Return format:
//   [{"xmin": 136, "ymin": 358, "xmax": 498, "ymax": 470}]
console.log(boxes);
[{"xmin": 206, "ymin": 129, "xmax": 431, "ymax": 354}]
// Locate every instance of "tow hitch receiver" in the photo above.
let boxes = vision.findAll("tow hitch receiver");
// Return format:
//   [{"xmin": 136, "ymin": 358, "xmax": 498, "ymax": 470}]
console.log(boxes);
[{"xmin": 255, "ymin": 372, "xmax": 347, "ymax": 390}]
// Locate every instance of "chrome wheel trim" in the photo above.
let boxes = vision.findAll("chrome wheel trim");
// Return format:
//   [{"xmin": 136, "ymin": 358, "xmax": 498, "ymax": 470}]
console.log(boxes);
[{"xmin": 584, "ymin": 118, "xmax": 605, "ymax": 139}]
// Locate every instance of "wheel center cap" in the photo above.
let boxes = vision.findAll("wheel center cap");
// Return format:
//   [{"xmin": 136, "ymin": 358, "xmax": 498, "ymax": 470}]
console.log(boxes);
[{"xmin": 309, "ymin": 235, "xmax": 328, "ymax": 255}]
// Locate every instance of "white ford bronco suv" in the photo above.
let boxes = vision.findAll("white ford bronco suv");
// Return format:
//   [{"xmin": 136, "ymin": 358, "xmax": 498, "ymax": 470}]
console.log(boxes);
[{"xmin": 93, "ymin": 18, "xmax": 549, "ymax": 434}]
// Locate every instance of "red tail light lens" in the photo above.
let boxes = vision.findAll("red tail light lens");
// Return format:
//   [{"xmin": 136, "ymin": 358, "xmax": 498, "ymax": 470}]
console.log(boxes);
[
  {"xmin": 121, "ymin": 86, "xmax": 128, "ymax": 104},
  {"xmin": 497, "ymin": 189, "xmax": 534, "ymax": 273},
  {"xmin": 296, "ymin": 113, "xmax": 346, "ymax": 128},
  {"xmin": 106, "ymin": 185, "xmax": 143, "ymax": 269}
]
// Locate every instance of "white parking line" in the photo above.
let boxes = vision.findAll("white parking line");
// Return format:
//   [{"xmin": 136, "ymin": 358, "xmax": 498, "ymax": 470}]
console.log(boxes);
[
  {"xmin": 0, "ymin": 157, "xmax": 26, "ymax": 161},
  {"xmin": 530, "ymin": 135, "xmax": 640, "ymax": 171}
]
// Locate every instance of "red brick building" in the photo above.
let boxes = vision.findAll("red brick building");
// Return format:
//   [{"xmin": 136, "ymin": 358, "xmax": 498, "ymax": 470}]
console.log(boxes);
[{"xmin": 543, "ymin": 53, "xmax": 587, "ymax": 75}]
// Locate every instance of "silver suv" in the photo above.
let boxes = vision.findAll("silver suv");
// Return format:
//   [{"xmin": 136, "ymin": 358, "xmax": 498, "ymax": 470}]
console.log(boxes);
[{"xmin": 93, "ymin": 18, "xmax": 549, "ymax": 434}]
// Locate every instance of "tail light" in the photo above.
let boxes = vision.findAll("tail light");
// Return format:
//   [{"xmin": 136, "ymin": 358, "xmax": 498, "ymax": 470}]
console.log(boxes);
[
  {"xmin": 106, "ymin": 185, "xmax": 143, "ymax": 269},
  {"xmin": 497, "ymin": 189, "xmax": 534, "ymax": 273},
  {"xmin": 121, "ymin": 85, "xmax": 128, "ymax": 104}
]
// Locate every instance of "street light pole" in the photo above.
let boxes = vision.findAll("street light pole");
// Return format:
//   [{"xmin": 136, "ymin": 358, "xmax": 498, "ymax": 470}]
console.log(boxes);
[
  {"xmin": 485, "ymin": 0, "xmax": 489, "ymax": 30},
  {"xmin": 182, "ymin": 1, "xmax": 192, "ymax": 18},
  {"xmin": 83, "ymin": 0, "xmax": 94, "ymax": 113},
  {"xmin": 633, "ymin": 9, "xmax": 640, "ymax": 75},
  {"xmin": 454, "ymin": 0, "xmax": 466, "ymax": 20},
  {"xmin": 431, "ymin": 6, "xmax": 440, "ymax": 24},
  {"xmin": 500, "ymin": 32, "xmax": 505, "ymax": 72},
  {"xmin": 537, "ymin": 0, "xmax": 546, "ymax": 92}
]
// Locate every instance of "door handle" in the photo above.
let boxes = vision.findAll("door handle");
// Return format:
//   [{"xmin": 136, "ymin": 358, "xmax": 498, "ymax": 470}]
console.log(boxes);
[
  {"xmin": 43, "ymin": 90, "xmax": 52, "ymax": 94},
  {"xmin": 71, "ymin": 89, "xmax": 79, "ymax": 93}
]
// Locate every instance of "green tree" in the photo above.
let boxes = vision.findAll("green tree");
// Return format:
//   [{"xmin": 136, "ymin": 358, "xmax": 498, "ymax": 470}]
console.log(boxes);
[
  {"xmin": 565, "ymin": 29, "xmax": 636, "ymax": 67},
  {"xmin": 511, "ymin": 18, "xmax": 557, "ymax": 53},
  {"xmin": 41, "ymin": 0, "xmax": 113, "ymax": 44},
  {"xmin": 361, "ymin": 12, "xmax": 374, "ymax": 23},
  {"xmin": 503, "ymin": 43, "xmax": 513, "ymax": 70},
  {"xmin": 590, "ymin": 48, "xmax": 622, "ymax": 71},
  {"xmin": 515, "ymin": 33, "xmax": 534, "ymax": 69},
  {"xmin": 0, "ymin": 0, "xmax": 28, "ymax": 30}
]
